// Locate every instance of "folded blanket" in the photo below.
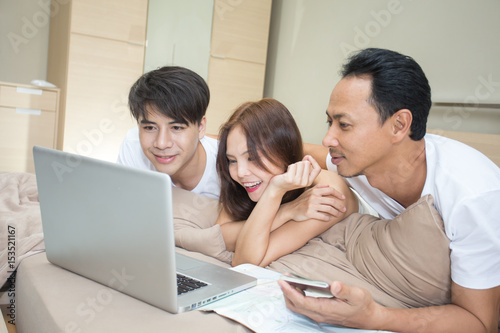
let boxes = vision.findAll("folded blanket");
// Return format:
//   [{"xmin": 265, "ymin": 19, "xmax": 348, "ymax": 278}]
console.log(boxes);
[{"xmin": 0, "ymin": 172, "xmax": 45, "ymax": 288}]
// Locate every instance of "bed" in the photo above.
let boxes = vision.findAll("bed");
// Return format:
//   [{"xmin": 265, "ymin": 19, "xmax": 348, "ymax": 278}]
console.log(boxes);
[
  {"xmin": 0, "ymin": 174, "xmax": 451, "ymax": 333},
  {"xmin": 1, "ymin": 130, "xmax": 499, "ymax": 333}
]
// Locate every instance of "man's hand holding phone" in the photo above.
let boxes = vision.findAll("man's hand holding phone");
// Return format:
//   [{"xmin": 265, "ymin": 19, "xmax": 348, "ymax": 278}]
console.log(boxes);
[{"xmin": 279, "ymin": 272, "xmax": 333, "ymax": 298}]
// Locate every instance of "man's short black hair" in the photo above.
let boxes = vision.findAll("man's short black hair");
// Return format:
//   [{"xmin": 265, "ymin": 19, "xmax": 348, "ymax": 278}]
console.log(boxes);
[
  {"xmin": 341, "ymin": 48, "xmax": 431, "ymax": 140},
  {"xmin": 128, "ymin": 66, "xmax": 210, "ymax": 125}
]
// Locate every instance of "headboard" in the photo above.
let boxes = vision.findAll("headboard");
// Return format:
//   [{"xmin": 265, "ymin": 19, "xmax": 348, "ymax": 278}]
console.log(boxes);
[{"xmin": 427, "ymin": 129, "xmax": 500, "ymax": 167}]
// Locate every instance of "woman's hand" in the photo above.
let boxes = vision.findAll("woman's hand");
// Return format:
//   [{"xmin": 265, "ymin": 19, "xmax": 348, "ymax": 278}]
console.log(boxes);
[
  {"xmin": 270, "ymin": 155, "xmax": 321, "ymax": 193},
  {"xmin": 279, "ymin": 183, "xmax": 347, "ymax": 222}
]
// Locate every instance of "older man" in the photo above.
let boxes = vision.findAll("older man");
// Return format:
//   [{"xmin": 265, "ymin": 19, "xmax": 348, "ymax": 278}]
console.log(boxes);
[{"xmin": 279, "ymin": 48, "xmax": 500, "ymax": 333}]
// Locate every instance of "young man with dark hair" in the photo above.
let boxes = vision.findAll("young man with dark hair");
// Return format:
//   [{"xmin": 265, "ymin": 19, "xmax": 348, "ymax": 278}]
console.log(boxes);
[
  {"xmin": 279, "ymin": 48, "xmax": 500, "ymax": 332},
  {"xmin": 117, "ymin": 66, "xmax": 220, "ymax": 199}
]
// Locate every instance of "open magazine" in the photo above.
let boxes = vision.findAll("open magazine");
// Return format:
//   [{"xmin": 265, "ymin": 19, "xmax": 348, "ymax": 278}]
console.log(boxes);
[{"xmin": 200, "ymin": 264, "xmax": 394, "ymax": 333}]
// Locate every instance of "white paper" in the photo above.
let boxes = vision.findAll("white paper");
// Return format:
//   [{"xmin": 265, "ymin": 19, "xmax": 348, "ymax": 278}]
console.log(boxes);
[{"xmin": 201, "ymin": 264, "xmax": 393, "ymax": 333}]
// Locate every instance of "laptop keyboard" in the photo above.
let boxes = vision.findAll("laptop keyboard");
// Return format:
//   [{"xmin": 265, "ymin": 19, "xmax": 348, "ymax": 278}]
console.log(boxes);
[{"xmin": 177, "ymin": 273, "xmax": 208, "ymax": 295}]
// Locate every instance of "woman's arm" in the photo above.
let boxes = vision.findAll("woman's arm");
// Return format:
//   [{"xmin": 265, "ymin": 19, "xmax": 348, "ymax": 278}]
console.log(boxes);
[
  {"xmin": 232, "ymin": 158, "xmax": 357, "ymax": 267},
  {"xmin": 277, "ymin": 183, "xmax": 348, "ymax": 224},
  {"xmin": 215, "ymin": 187, "xmax": 340, "ymax": 252},
  {"xmin": 231, "ymin": 156, "xmax": 320, "ymax": 266},
  {"xmin": 216, "ymin": 184, "xmax": 347, "ymax": 253},
  {"xmin": 255, "ymin": 170, "xmax": 358, "ymax": 267}
]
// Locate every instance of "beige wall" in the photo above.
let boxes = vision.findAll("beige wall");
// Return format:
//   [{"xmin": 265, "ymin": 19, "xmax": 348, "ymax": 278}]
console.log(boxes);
[
  {"xmin": 3, "ymin": 0, "xmax": 500, "ymax": 145},
  {"xmin": 0, "ymin": 0, "xmax": 51, "ymax": 85},
  {"xmin": 144, "ymin": 0, "xmax": 213, "ymax": 79},
  {"xmin": 264, "ymin": 0, "xmax": 500, "ymax": 145}
]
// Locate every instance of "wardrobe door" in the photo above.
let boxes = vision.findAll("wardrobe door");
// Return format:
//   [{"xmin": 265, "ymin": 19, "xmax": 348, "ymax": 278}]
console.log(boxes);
[{"xmin": 62, "ymin": 34, "xmax": 144, "ymax": 161}]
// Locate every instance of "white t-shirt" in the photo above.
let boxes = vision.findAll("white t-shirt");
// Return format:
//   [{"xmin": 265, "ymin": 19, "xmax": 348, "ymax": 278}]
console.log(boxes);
[
  {"xmin": 327, "ymin": 133, "xmax": 500, "ymax": 289},
  {"xmin": 117, "ymin": 126, "xmax": 220, "ymax": 199}
]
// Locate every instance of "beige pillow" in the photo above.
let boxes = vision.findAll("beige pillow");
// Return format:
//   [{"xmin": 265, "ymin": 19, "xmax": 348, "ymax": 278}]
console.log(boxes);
[
  {"xmin": 172, "ymin": 187, "xmax": 233, "ymax": 264},
  {"xmin": 270, "ymin": 195, "xmax": 451, "ymax": 308},
  {"xmin": 343, "ymin": 194, "xmax": 451, "ymax": 307}
]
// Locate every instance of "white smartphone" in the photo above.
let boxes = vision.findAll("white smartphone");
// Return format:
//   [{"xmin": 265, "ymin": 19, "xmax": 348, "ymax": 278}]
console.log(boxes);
[{"xmin": 279, "ymin": 272, "xmax": 333, "ymax": 297}]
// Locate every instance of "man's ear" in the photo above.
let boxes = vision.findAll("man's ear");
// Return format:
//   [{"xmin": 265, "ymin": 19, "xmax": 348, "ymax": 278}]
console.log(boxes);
[
  {"xmin": 391, "ymin": 109, "xmax": 412, "ymax": 142},
  {"xmin": 198, "ymin": 116, "xmax": 207, "ymax": 139}
]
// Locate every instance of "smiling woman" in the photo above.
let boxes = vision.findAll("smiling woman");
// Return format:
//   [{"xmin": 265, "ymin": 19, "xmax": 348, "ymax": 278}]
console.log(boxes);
[
  {"xmin": 215, "ymin": 98, "xmax": 359, "ymax": 267},
  {"xmin": 217, "ymin": 99, "xmax": 305, "ymax": 220}
]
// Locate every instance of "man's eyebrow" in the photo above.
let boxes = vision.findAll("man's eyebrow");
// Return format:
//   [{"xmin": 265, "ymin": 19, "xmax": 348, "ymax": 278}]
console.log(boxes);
[
  {"xmin": 325, "ymin": 110, "xmax": 347, "ymax": 120},
  {"xmin": 140, "ymin": 118, "xmax": 155, "ymax": 124},
  {"xmin": 139, "ymin": 119, "xmax": 186, "ymax": 125}
]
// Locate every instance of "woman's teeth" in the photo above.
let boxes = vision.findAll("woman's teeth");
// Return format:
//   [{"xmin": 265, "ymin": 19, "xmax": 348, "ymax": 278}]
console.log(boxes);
[{"xmin": 245, "ymin": 181, "xmax": 262, "ymax": 189}]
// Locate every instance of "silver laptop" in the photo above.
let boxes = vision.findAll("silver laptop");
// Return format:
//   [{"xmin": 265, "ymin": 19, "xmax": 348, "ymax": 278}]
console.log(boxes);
[{"xmin": 33, "ymin": 146, "xmax": 256, "ymax": 313}]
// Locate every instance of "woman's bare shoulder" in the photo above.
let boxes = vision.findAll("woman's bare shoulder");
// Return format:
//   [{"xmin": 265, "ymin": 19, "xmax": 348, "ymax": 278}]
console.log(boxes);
[
  {"xmin": 313, "ymin": 170, "xmax": 358, "ymax": 214},
  {"xmin": 314, "ymin": 169, "xmax": 347, "ymax": 187},
  {"xmin": 216, "ymin": 206, "xmax": 234, "ymax": 226}
]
